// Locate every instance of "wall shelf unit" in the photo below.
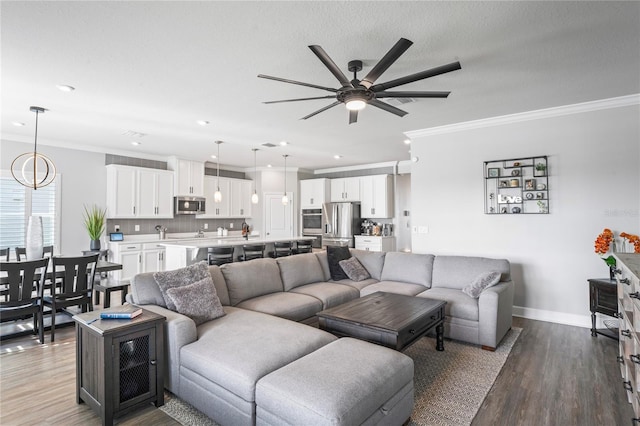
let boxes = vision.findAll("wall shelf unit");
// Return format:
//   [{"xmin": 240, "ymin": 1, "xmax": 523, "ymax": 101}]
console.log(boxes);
[{"xmin": 484, "ymin": 155, "xmax": 549, "ymax": 215}]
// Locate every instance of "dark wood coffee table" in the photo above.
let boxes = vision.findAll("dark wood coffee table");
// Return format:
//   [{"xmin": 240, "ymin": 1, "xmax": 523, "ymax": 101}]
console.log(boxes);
[{"xmin": 317, "ymin": 291, "xmax": 446, "ymax": 352}]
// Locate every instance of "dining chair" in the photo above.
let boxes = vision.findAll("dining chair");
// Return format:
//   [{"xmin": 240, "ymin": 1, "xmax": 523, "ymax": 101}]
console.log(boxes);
[
  {"xmin": 207, "ymin": 246, "xmax": 235, "ymax": 266},
  {"xmin": 0, "ymin": 258, "xmax": 49, "ymax": 344},
  {"xmin": 269, "ymin": 241, "xmax": 292, "ymax": 258},
  {"xmin": 43, "ymin": 253, "xmax": 99, "ymax": 342},
  {"xmin": 15, "ymin": 245, "xmax": 54, "ymax": 261},
  {"xmin": 0, "ymin": 248, "xmax": 9, "ymax": 261},
  {"xmin": 238, "ymin": 244, "xmax": 266, "ymax": 262},
  {"xmin": 292, "ymin": 240, "xmax": 313, "ymax": 254}
]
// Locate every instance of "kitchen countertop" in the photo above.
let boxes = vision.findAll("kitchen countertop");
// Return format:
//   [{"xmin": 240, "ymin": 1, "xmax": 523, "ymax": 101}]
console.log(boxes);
[
  {"xmin": 160, "ymin": 235, "xmax": 316, "ymax": 249},
  {"xmin": 106, "ymin": 231, "xmax": 256, "ymax": 245}
]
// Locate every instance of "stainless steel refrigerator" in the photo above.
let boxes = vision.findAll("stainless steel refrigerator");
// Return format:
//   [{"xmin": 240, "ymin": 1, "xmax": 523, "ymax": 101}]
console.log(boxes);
[{"xmin": 322, "ymin": 202, "xmax": 361, "ymax": 247}]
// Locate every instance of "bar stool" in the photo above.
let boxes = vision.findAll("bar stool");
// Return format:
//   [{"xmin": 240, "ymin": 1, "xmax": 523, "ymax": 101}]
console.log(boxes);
[
  {"xmin": 207, "ymin": 246, "xmax": 235, "ymax": 266},
  {"xmin": 292, "ymin": 240, "xmax": 313, "ymax": 254},
  {"xmin": 269, "ymin": 241, "xmax": 293, "ymax": 258},
  {"xmin": 238, "ymin": 244, "xmax": 265, "ymax": 262}
]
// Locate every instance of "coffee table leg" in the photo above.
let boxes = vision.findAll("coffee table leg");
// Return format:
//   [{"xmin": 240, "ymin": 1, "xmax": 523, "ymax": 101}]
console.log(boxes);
[{"xmin": 436, "ymin": 323, "xmax": 444, "ymax": 351}]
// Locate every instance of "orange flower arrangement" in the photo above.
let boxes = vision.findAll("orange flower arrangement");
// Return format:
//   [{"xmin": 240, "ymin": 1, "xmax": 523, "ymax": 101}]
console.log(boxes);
[
  {"xmin": 594, "ymin": 228, "xmax": 616, "ymax": 267},
  {"xmin": 621, "ymin": 232, "xmax": 640, "ymax": 254}
]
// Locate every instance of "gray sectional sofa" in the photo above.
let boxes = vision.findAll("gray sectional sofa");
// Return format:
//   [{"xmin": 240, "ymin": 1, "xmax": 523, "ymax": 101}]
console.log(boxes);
[{"xmin": 128, "ymin": 249, "xmax": 514, "ymax": 425}]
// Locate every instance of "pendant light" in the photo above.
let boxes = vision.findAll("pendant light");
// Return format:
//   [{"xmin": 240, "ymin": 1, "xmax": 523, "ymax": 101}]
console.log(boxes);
[
  {"xmin": 11, "ymin": 106, "xmax": 56, "ymax": 190},
  {"xmin": 214, "ymin": 141, "xmax": 223, "ymax": 203},
  {"xmin": 251, "ymin": 148, "xmax": 259, "ymax": 204},
  {"xmin": 281, "ymin": 154, "xmax": 289, "ymax": 205}
]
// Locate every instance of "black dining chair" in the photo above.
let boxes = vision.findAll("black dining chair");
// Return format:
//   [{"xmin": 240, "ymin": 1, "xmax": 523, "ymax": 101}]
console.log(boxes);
[
  {"xmin": 0, "ymin": 258, "xmax": 49, "ymax": 344},
  {"xmin": 0, "ymin": 248, "xmax": 9, "ymax": 261},
  {"xmin": 269, "ymin": 241, "xmax": 293, "ymax": 258},
  {"xmin": 238, "ymin": 244, "xmax": 265, "ymax": 262},
  {"xmin": 43, "ymin": 254, "xmax": 99, "ymax": 342},
  {"xmin": 15, "ymin": 245, "xmax": 54, "ymax": 261},
  {"xmin": 207, "ymin": 246, "xmax": 235, "ymax": 266},
  {"xmin": 292, "ymin": 240, "xmax": 313, "ymax": 254}
]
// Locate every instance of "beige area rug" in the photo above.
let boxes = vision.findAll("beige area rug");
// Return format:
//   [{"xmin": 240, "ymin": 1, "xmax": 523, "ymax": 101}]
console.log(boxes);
[{"xmin": 161, "ymin": 328, "xmax": 521, "ymax": 426}]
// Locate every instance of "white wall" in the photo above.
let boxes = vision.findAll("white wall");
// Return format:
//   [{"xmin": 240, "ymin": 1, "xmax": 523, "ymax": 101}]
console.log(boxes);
[
  {"xmin": 408, "ymin": 100, "xmax": 639, "ymax": 326},
  {"xmin": 1, "ymin": 139, "xmax": 107, "ymax": 255}
]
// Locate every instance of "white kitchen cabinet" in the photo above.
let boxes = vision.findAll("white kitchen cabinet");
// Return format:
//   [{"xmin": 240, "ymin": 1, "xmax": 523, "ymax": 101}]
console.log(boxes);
[
  {"xmin": 106, "ymin": 165, "xmax": 174, "ymax": 219},
  {"xmin": 354, "ymin": 236, "xmax": 396, "ymax": 252},
  {"xmin": 108, "ymin": 243, "xmax": 142, "ymax": 281},
  {"xmin": 200, "ymin": 176, "xmax": 231, "ymax": 218},
  {"xmin": 142, "ymin": 243, "xmax": 166, "ymax": 273},
  {"xmin": 230, "ymin": 179, "xmax": 253, "ymax": 217},
  {"xmin": 360, "ymin": 175, "xmax": 394, "ymax": 218},
  {"xmin": 330, "ymin": 177, "xmax": 360, "ymax": 202},
  {"xmin": 300, "ymin": 178, "xmax": 329, "ymax": 208},
  {"xmin": 169, "ymin": 158, "xmax": 204, "ymax": 196}
]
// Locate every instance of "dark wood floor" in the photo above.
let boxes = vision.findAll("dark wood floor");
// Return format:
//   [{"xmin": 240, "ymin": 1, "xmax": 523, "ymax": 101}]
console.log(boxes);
[{"xmin": 1, "ymin": 311, "xmax": 634, "ymax": 425}]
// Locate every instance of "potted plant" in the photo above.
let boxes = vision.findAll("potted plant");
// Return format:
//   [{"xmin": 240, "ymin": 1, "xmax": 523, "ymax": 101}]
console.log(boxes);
[
  {"xmin": 83, "ymin": 204, "xmax": 106, "ymax": 251},
  {"xmin": 535, "ymin": 162, "xmax": 547, "ymax": 176}
]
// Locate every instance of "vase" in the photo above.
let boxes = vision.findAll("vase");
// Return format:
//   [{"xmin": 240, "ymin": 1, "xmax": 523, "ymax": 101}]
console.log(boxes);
[
  {"xmin": 90, "ymin": 239, "xmax": 101, "ymax": 251},
  {"xmin": 609, "ymin": 266, "xmax": 616, "ymax": 281},
  {"xmin": 26, "ymin": 215, "xmax": 44, "ymax": 260}
]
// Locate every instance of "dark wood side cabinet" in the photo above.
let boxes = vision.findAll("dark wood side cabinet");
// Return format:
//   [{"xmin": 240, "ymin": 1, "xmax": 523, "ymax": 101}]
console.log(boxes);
[
  {"xmin": 588, "ymin": 278, "xmax": 618, "ymax": 339},
  {"xmin": 73, "ymin": 307, "xmax": 165, "ymax": 426}
]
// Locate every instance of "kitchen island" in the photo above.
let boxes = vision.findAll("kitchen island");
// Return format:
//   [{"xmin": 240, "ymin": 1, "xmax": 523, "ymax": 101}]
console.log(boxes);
[{"xmin": 161, "ymin": 236, "xmax": 316, "ymax": 270}]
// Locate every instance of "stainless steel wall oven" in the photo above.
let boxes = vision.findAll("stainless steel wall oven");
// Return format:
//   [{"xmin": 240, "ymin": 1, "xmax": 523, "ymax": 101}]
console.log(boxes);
[{"xmin": 301, "ymin": 208, "xmax": 323, "ymax": 248}]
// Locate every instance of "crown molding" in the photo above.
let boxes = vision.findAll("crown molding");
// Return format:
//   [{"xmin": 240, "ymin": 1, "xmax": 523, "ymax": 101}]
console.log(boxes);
[
  {"xmin": 405, "ymin": 94, "xmax": 640, "ymax": 139},
  {"xmin": 313, "ymin": 161, "xmax": 398, "ymax": 175}
]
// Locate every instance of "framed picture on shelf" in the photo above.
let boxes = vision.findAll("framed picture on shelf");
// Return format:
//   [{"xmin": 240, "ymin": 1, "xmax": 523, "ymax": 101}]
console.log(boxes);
[
  {"xmin": 499, "ymin": 180, "xmax": 509, "ymax": 188},
  {"xmin": 488, "ymin": 168, "xmax": 500, "ymax": 178},
  {"xmin": 525, "ymin": 179, "xmax": 535, "ymax": 190}
]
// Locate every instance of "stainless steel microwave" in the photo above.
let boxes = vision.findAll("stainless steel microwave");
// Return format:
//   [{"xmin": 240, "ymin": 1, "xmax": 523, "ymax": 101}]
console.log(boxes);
[{"xmin": 174, "ymin": 196, "xmax": 206, "ymax": 215}]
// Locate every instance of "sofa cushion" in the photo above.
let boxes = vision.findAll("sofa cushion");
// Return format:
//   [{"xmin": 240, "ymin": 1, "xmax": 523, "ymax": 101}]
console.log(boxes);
[
  {"xmin": 380, "ymin": 252, "xmax": 435, "ymax": 287},
  {"xmin": 290, "ymin": 282, "xmax": 359, "ymax": 309},
  {"xmin": 349, "ymin": 249, "xmax": 386, "ymax": 281},
  {"xmin": 180, "ymin": 308, "xmax": 336, "ymax": 403},
  {"xmin": 315, "ymin": 251, "xmax": 331, "ymax": 281},
  {"xmin": 166, "ymin": 276, "xmax": 225, "ymax": 325},
  {"xmin": 417, "ymin": 288, "xmax": 479, "ymax": 321},
  {"xmin": 334, "ymin": 278, "xmax": 379, "ymax": 291},
  {"xmin": 154, "ymin": 261, "xmax": 210, "ymax": 311},
  {"xmin": 277, "ymin": 253, "xmax": 325, "ymax": 291},
  {"xmin": 462, "ymin": 271, "xmax": 502, "ymax": 298},
  {"xmin": 339, "ymin": 257, "xmax": 371, "ymax": 282},
  {"xmin": 327, "ymin": 246, "xmax": 351, "ymax": 280},
  {"xmin": 130, "ymin": 272, "xmax": 167, "ymax": 306},
  {"xmin": 221, "ymin": 258, "xmax": 284, "ymax": 306},
  {"xmin": 431, "ymin": 256, "xmax": 510, "ymax": 290},
  {"xmin": 208, "ymin": 265, "xmax": 230, "ymax": 306},
  {"xmin": 236, "ymin": 292, "xmax": 323, "ymax": 322},
  {"xmin": 360, "ymin": 281, "xmax": 428, "ymax": 297}
]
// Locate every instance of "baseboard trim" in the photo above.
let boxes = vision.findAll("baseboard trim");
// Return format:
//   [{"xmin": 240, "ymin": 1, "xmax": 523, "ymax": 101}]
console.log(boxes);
[{"xmin": 513, "ymin": 305, "xmax": 611, "ymax": 330}]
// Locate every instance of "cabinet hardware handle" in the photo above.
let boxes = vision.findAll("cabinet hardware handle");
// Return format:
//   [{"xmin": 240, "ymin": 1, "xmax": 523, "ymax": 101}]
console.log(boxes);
[
  {"xmin": 615, "ymin": 312, "xmax": 624, "ymax": 319},
  {"xmin": 617, "ymin": 356, "xmax": 625, "ymax": 364},
  {"xmin": 623, "ymin": 380, "xmax": 633, "ymax": 392},
  {"xmin": 621, "ymin": 329, "xmax": 632, "ymax": 338},
  {"xmin": 613, "ymin": 268, "xmax": 622, "ymax": 275},
  {"xmin": 631, "ymin": 354, "xmax": 640, "ymax": 364},
  {"xmin": 409, "ymin": 329, "xmax": 416, "ymax": 334},
  {"xmin": 621, "ymin": 278, "xmax": 631, "ymax": 285},
  {"xmin": 310, "ymin": 198, "xmax": 314, "ymax": 204},
  {"xmin": 150, "ymin": 360, "xmax": 157, "ymax": 365},
  {"xmin": 139, "ymin": 254, "xmax": 142, "ymax": 263},
  {"xmin": 133, "ymin": 206, "xmax": 136, "ymax": 214},
  {"xmin": 629, "ymin": 292, "xmax": 640, "ymax": 299}
]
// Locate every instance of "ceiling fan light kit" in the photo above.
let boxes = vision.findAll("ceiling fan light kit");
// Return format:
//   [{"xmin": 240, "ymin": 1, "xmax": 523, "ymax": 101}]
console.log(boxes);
[{"xmin": 259, "ymin": 37, "xmax": 461, "ymax": 124}]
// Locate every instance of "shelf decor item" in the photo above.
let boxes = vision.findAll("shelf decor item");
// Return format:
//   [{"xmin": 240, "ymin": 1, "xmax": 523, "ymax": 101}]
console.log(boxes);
[
  {"xmin": 25, "ymin": 215, "xmax": 44, "ymax": 260},
  {"xmin": 83, "ymin": 204, "xmax": 107, "ymax": 251},
  {"xmin": 594, "ymin": 228, "xmax": 617, "ymax": 279},
  {"xmin": 488, "ymin": 168, "xmax": 500, "ymax": 177},
  {"xmin": 620, "ymin": 232, "xmax": 640, "ymax": 253},
  {"xmin": 535, "ymin": 162, "xmax": 547, "ymax": 176}
]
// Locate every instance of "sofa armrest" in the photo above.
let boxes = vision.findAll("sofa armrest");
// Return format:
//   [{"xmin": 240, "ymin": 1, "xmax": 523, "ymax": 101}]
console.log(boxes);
[
  {"xmin": 478, "ymin": 280, "xmax": 514, "ymax": 349},
  {"xmin": 138, "ymin": 304, "xmax": 197, "ymax": 393}
]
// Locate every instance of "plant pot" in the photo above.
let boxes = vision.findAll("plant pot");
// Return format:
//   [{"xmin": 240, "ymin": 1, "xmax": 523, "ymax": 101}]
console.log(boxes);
[{"xmin": 90, "ymin": 239, "xmax": 101, "ymax": 251}]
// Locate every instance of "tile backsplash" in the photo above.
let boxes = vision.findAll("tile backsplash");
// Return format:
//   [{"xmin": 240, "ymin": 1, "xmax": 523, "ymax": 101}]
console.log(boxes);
[{"xmin": 106, "ymin": 217, "xmax": 249, "ymax": 237}]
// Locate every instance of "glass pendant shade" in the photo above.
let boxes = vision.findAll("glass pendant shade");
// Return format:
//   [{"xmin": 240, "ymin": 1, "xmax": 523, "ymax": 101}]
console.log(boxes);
[
  {"xmin": 214, "ymin": 189, "xmax": 222, "ymax": 203},
  {"xmin": 251, "ymin": 192, "xmax": 259, "ymax": 204},
  {"xmin": 281, "ymin": 194, "xmax": 289, "ymax": 205}
]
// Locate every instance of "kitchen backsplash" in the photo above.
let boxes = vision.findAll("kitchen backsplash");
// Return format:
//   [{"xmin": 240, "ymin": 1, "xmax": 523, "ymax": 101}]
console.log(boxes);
[{"xmin": 106, "ymin": 217, "xmax": 249, "ymax": 237}]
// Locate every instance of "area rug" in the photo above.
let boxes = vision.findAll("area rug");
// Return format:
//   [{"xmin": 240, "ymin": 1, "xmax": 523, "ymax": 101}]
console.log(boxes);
[{"xmin": 160, "ymin": 327, "xmax": 521, "ymax": 426}]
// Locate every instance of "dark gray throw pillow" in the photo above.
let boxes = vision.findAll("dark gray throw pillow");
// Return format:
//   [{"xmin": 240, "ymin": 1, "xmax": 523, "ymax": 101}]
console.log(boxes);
[
  {"xmin": 154, "ymin": 261, "xmax": 210, "ymax": 310},
  {"xmin": 339, "ymin": 257, "xmax": 371, "ymax": 282},
  {"xmin": 327, "ymin": 245, "xmax": 351, "ymax": 280},
  {"xmin": 166, "ymin": 276, "xmax": 225, "ymax": 325},
  {"xmin": 462, "ymin": 270, "xmax": 502, "ymax": 298}
]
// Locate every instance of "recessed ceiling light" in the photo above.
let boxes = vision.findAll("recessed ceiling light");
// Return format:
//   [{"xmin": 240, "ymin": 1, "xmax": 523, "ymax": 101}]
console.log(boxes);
[
  {"xmin": 267, "ymin": 164, "xmax": 272, "ymax": 168},
  {"xmin": 404, "ymin": 139, "xmax": 411, "ymax": 145},
  {"xmin": 211, "ymin": 155, "xmax": 217, "ymax": 159},
  {"xmin": 334, "ymin": 155, "xmax": 342, "ymax": 159},
  {"xmin": 279, "ymin": 141, "xmax": 288, "ymax": 146},
  {"xmin": 56, "ymin": 84, "xmax": 75, "ymax": 92},
  {"xmin": 12, "ymin": 122, "xmax": 25, "ymax": 127},
  {"xmin": 197, "ymin": 120, "xmax": 210, "ymax": 126},
  {"xmin": 131, "ymin": 141, "xmax": 141, "ymax": 146}
]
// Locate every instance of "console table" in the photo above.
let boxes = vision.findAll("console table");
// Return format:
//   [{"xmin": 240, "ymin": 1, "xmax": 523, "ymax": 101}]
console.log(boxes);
[{"xmin": 588, "ymin": 278, "xmax": 618, "ymax": 340}]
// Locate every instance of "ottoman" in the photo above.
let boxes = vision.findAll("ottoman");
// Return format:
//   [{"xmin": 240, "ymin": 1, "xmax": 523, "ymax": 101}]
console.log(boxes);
[{"xmin": 255, "ymin": 338, "xmax": 414, "ymax": 426}]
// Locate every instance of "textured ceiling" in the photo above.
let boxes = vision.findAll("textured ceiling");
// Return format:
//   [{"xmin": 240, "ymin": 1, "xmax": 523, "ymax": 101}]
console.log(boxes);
[{"xmin": 1, "ymin": 1, "xmax": 639, "ymax": 170}]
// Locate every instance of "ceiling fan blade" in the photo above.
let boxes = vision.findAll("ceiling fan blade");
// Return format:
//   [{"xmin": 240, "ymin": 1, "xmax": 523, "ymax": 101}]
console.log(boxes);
[
  {"xmin": 258, "ymin": 74, "xmax": 337, "ymax": 93},
  {"xmin": 301, "ymin": 101, "xmax": 341, "ymax": 120},
  {"xmin": 264, "ymin": 95, "xmax": 336, "ymax": 104},
  {"xmin": 308, "ymin": 45, "xmax": 352, "ymax": 88},
  {"xmin": 370, "ymin": 61, "xmax": 462, "ymax": 92},
  {"xmin": 368, "ymin": 100, "xmax": 408, "ymax": 117},
  {"xmin": 375, "ymin": 91, "xmax": 450, "ymax": 98},
  {"xmin": 349, "ymin": 110, "xmax": 358, "ymax": 124},
  {"xmin": 360, "ymin": 38, "xmax": 413, "ymax": 89}
]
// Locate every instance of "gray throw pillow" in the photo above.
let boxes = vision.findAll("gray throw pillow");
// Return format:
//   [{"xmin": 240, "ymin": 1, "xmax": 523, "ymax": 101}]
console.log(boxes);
[
  {"xmin": 166, "ymin": 276, "xmax": 225, "ymax": 325},
  {"xmin": 462, "ymin": 270, "xmax": 502, "ymax": 298},
  {"xmin": 154, "ymin": 261, "xmax": 210, "ymax": 310},
  {"xmin": 339, "ymin": 257, "xmax": 371, "ymax": 282}
]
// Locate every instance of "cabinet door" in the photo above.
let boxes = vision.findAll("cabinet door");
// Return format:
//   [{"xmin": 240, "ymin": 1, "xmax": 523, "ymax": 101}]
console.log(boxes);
[
  {"xmin": 174, "ymin": 159, "xmax": 193, "ymax": 196},
  {"xmin": 301, "ymin": 179, "xmax": 327, "ymax": 208},
  {"xmin": 155, "ymin": 172, "xmax": 174, "ymax": 218},
  {"xmin": 344, "ymin": 177, "xmax": 361, "ymax": 202},
  {"xmin": 230, "ymin": 179, "xmax": 243, "ymax": 217},
  {"xmin": 189, "ymin": 161, "xmax": 204, "ymax": 196},
  {"xmin": 330, "ymin": 179, "xmax": 345, "ymax": 202},
  {"xmin": 119, "ymin": 251, "xmax": 141, "ymax": 282},
  {"xmin": 211, "ymin": 178, "xmax": 231, "ymax": 217},
  {"xmin": 239, "ymin": 180, "xmax": 252, "ymax": 217},
  {"xmin": 360, "ymin": 176, "xmax": 375, "ymax": 216},
  {"xmin": 360, "ymin": 175, "xmax": 393, "ymax": 218},
  {"xmin": 137, "ymin": 170, "xmax": 157, "ymax": 217},
  {"xmin": 142, "ymin": 248, "xmax": 165, "ymax": 273},
  {"xmin": 108, "ymin": 166, "xmax": 137, "ymax": 218}
]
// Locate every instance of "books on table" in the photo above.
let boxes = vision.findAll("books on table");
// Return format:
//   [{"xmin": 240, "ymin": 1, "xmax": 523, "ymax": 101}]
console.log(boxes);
[{"xmin": 100, "ymin": 305, "xmax": 143, "ymax": 319}]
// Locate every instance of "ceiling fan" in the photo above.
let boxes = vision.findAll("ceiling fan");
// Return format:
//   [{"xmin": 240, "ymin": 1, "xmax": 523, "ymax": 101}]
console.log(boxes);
[{"xmin": 258, "ymin": 38, "xmax": 461, "ymax": 124}]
